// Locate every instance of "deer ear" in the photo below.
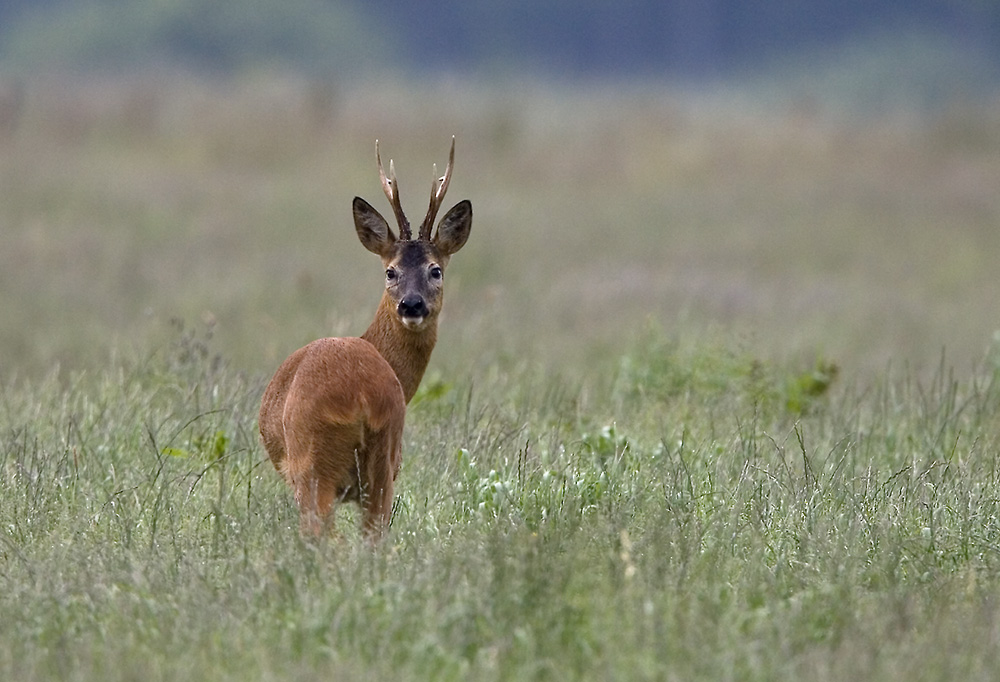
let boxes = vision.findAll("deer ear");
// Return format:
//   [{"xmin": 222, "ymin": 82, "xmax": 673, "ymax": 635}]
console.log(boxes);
[
  {"xmin": 434, "ymin": 200, "xmax": 472, "ymax": 256},
  {"xmin": 353, "ymin": 197, "xmax": 396, "ymax": 255}
]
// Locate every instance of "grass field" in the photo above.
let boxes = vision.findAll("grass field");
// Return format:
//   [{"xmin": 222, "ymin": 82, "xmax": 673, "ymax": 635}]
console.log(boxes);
[{"xmin": 2, "ymin": 72, "xmax": 1000, "ymax": 680}]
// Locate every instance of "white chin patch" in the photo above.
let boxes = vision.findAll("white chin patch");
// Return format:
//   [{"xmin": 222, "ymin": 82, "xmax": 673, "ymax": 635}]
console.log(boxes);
[{"xmin": 400, "ymin": 316, "xmax": 426, "ymax": 330}]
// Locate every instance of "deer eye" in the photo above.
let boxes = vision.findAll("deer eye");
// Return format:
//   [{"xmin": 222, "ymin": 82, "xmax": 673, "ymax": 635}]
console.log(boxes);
[
  {"xmin": 386, "ymin": 268, "xmax": 397, "ymax": 282},
  {"xmin": 429, "ymin": 266, "xmax": 443, "ymax": 281}
]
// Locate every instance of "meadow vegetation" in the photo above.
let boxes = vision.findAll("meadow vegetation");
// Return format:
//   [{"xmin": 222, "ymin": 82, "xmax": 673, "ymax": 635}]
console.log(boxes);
[{"xmin": 2, "ymin": 72, "xmax": 1000, "ymax": 680}]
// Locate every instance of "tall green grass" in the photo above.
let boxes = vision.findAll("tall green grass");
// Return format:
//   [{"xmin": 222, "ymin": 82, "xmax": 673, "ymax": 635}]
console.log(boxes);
[{"xmin": 3, "ymin": 324, "xmax": 1000, "ymax": 681}]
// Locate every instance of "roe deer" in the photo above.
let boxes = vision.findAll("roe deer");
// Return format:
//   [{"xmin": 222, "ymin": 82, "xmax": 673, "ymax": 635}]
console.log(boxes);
[{"xmin": 259, "ymin": 138, "xmax": 472, "ymax": 539}]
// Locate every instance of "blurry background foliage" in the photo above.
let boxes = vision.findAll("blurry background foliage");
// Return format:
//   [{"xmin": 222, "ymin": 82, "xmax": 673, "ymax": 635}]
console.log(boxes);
[
  {"xmin": 0, "ymin": 0, "xmax": 997, "ymax": 83},
  {"xmin": 0, "ymin": 0, "xmax": 387, "ymax": 74}
]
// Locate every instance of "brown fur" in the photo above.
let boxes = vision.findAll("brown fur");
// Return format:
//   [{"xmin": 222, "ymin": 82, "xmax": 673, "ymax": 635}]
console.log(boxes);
[
  {"xmin": 259, "ymin": 337, "xmax": 405, "ymax": 537},
  {"xmin": 258, "ymin": 140, "xmax": 472, "ymax": 540}
]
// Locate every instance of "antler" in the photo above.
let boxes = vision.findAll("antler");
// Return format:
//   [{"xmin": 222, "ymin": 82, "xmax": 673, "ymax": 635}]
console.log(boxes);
[
  {"xmin": 376, "ymin": 139, "xmax": 411, "ymax": 240},
  {"xmin": 418, "ymin": 137, "xmax": 455, "ymax": 241}
]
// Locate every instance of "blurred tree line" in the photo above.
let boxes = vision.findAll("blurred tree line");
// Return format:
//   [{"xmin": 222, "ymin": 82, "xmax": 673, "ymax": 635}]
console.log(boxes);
[
  {"xmin": 0, "ymin": 0, "xmax": 997, "ymax": 77},
  {"xmin": 0, "ymin": 0, "xmax": 385, "ymax": 73},
  {"xmin": 376, "ymin": 0, "xmax": 1000, "ymax": 76}
]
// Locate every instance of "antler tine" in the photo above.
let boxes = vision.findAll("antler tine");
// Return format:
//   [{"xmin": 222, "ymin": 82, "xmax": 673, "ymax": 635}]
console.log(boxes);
[
  {"xmin": 376, "ymin": 139, "xmax": 411, "ymax": 240},
  {"xmin": 418, "ymin": 136, "xmax": 456, "ymax": 241}
]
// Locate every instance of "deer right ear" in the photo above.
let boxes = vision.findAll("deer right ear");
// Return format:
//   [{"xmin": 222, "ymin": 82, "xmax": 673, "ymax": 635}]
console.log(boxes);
[{"xmin": 353, "ymin": 196, "xmax": 397, "ymax": 255}]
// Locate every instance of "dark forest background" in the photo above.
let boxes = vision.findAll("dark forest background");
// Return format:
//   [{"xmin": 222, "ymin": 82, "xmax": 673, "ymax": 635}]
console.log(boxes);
[{"xmin": 0, "ymin": 0, "xmax": 997, "ymax": 82}]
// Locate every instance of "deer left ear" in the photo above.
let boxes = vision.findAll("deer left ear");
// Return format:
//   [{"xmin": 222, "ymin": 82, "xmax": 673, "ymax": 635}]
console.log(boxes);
[{"xmin": 434, "ymin": 200, "xmax": 472, "ymax": 256}]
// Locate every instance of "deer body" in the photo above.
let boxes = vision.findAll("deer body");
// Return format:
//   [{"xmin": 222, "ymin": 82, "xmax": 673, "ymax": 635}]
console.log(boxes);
[{"xmin": 259, "ymin": 139, "xmax": 471, "ymax": 538}]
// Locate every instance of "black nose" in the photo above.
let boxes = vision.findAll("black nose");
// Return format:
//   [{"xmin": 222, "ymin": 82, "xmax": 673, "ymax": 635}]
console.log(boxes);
[{"xmin": 398, "ymin": 295, "xmax": 428, "ymax": 319}]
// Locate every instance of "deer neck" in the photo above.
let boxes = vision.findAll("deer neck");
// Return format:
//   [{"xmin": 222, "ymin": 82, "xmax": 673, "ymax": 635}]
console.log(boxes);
[{"xmin": 360, "ymin": 294, "xmax": 438, "ymax": 404}]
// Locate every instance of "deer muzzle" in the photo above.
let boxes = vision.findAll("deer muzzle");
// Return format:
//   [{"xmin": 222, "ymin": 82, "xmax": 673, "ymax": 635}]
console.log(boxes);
[{"xmin": 397, "ymin": 295, "xmax": 428, "ymax": 328}]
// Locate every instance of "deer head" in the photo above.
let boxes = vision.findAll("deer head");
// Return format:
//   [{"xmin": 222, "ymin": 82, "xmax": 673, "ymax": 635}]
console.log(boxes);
[{"xmin": 352, "ymin": 137, "xmax": 472, "ymax": 332}]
